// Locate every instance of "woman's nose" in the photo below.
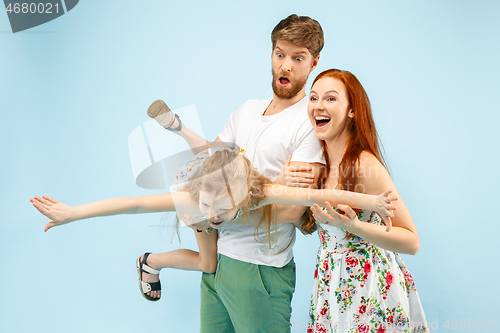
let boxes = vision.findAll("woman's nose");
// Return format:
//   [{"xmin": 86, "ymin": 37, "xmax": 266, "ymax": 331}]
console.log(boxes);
[{"xmin": 315, "ymin": 100, "xmax": 325, "ymax": 111}]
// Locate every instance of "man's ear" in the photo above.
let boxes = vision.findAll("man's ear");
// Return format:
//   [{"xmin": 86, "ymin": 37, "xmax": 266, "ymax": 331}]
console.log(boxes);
[{"xmin": 310, "ymin": 55, "xmax": 320, "ymax": 72}]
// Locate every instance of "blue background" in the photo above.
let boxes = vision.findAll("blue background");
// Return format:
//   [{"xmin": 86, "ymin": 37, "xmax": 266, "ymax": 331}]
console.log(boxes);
[{"xmin": 1, "ymin": 1, "xmax": 499, "ymax": 332}]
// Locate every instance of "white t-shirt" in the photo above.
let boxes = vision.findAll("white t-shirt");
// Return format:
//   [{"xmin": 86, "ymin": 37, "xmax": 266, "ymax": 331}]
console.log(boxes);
[{"xmin": 217, "ymin": 97, "xmax": 324, "ymax": 267}]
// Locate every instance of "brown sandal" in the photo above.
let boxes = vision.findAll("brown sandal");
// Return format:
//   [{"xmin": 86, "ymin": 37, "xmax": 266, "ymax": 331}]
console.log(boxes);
[{"xmin": 147, "ymin": 100, "xmax": 182, "ymax": 131}]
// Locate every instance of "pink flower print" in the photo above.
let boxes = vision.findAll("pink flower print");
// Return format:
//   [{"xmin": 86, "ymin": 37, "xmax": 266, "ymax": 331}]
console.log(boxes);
[
  {"xmin": 358, "ymin": 323, "xmax": 370, "ymax": 333},
  {"xmin": 316, "ymin": 323, "xmax": 327, "ymax": 333},
  {"xmin": 387, "ymin": 315, "xmax": 394, "ymax": 325},
  {"xmin": 345, "ymin": 255, "xmax": 359, "ymax": 268},
  {"xmin": 314, "ymin": 267, "xmax": 319, "ymax": 279},
  {"xmin": 320, "ymin": 306, "xmax": 328, "ymax": 317},
  {"xmin": 386, "ymin": 271, "xmax": 394, "ymax": 287},
  {"xmin": 319, "ymin": 229, "xmax": 326, "ymax": 243},
  {"xmin": 377, "ymin": 324, "xmax": 387, "ymax": 333},
  {"xmin": 322, "ymin": 259, "xmax": 329, "ymax": 271},
  {"xmin": 404, "ymin": 270, "xmax": 415, "ymax": 287},
  {"xmin": 363, "ymin": 261, "xmax": 372, "ymax": 274},
  {"xmin": 358, "ymin": 304, "xmax": 367, "ymax": 314},
  {"xmin": 307, "ymin": 327, "xmax": 313, "ymax": 333}
]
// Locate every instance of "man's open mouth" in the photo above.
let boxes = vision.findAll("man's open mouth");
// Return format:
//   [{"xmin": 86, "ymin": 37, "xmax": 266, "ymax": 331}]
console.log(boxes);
[
  {"xmin": 278, "ymin": 76, "xmax": 291, "ymax": 87},
  {"xmin": 315, "ymin": 116, "xmax": 331, "ymax": 127}
]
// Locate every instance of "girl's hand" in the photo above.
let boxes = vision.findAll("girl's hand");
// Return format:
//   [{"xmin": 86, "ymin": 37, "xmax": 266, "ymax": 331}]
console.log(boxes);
[
  {"xmin": 274, "ymin": 156, "xmax": 314, "ymax": 188},
  {"xmin": 373, "ymin": 190, "xmax": 397, "ymax": 232},
  {"xmin": 310, "ymin": 202, "xmax": 361, "ymax": 231},
  {"xmin": 30, "ymin": 196, "xmax": 74, "ymax": 232}
]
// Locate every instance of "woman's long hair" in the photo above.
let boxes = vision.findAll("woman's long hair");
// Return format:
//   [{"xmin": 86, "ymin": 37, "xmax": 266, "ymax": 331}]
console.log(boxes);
[
  {"xmin": 312, "ymin": 69, "xmax": 388, "ymax": 238},
  {"xmin": 179, "ymin": 148, "xmax": 278, "ymax": 248}
]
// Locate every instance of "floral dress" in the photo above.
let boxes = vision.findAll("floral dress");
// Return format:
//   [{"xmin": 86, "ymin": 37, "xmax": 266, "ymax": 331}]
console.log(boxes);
[{"xmin": 307, "ymin": 209, "xmax": 428, "ymax": 333}]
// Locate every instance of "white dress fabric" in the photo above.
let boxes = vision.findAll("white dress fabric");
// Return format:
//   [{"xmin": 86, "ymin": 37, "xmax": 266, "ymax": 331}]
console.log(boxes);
[{"xmin": 308, "ymin": 209, "xmax": 428, "ymax": 333}]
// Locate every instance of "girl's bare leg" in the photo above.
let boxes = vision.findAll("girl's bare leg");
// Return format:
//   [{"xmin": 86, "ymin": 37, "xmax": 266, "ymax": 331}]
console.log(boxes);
[
  {"xmin": 169, "ymin": 119, "xmax": 211, "ymax": 155},
  {"xmin": 140, "ymin": 229, "xmax": 218, "ymax": 299},
  {"xmin": 154, "ymin": 110, "xmax": 229, "ymax": 154}
]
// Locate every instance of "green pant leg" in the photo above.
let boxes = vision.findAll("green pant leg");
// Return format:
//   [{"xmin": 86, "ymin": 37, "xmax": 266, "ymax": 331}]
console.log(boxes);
[
  {"xmin": 216, "ymin": 255, "xmax": 296, "ymax": 333},
  {"xmin": 200, "ymin": 271, "xmax": 235, "ymax": 333},
  {"xmin": 259, "ymin": 258, "xmax": 297, "ymax": 332}
]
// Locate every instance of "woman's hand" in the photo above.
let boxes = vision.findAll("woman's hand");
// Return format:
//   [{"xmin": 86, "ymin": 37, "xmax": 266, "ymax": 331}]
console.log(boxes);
[
  {"xmin": 30, "ymin": 196, "xmax": 74, "ymax": 232},
  {"xmin": 274, "ymin": 156, "xmax": 314, "ymax": 188},
  {"xmin": 310, "ymin": 202, "xmax": 362, "ymax": 231}
]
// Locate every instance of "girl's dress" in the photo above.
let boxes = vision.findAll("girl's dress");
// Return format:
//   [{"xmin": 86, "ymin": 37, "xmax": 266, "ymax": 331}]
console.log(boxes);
[
  {"xmin": 307, "ymin": 209, "xmax": 428, "ymax": 333},
  {"xmin": 170, "ymin": 147, "xmax": 226, "ymax": 226}
]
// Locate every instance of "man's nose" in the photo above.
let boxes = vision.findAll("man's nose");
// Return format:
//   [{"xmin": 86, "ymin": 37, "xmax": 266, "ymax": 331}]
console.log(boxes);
[{"xmin": 281, "ymin": 57, "xmax": 292, "ymax": 72}]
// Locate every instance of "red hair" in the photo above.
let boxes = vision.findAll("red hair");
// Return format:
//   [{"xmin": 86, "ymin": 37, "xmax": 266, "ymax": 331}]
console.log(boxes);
[{"xmin": 313, "ymin": 69, "xmax": 388, "ymax": 237}]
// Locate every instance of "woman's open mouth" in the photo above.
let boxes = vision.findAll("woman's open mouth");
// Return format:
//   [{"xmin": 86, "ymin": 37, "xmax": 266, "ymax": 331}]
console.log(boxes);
[{"xmin": 315, "ymin": 116, "xmax": 331, "ymax": 128}]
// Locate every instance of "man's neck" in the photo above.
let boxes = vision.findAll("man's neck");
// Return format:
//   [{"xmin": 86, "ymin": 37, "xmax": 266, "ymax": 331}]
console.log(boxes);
[{"xmin": 264, "ymin": 90, "xmax": 306, "ymax": 116}]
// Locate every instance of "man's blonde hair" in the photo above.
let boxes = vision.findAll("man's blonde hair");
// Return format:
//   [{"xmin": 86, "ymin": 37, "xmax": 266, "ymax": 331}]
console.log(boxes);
[{"xmin": 271, "ymin": 14, "xmax": 324, "ymax": 59}]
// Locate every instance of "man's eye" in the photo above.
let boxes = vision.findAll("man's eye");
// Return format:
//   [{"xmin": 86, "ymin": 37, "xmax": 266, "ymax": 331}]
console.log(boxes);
[
  {"xmin": 296, "ymin": 57, "xmax": 303, "ymax": 61},
  {"xmin": 277, "ymin": 53, "xmax": 283, "ymax": 58}
]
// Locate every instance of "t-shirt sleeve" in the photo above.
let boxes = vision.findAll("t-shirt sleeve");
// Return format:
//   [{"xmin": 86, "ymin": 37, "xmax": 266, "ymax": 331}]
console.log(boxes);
[
  {"xmin": 290, "ymin": 121, "xmax": 325, "ymax": 164},
  {"xmin": 218, "ymin": 103, "xmax": 244, "ymax": 148}
]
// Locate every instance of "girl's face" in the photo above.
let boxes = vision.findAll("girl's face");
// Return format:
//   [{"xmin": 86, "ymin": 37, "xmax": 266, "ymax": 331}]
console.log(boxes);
[
  {"xmin": 198, "ymin": 190, "xmax": 241, "ymax": 229},
  {"xmin": 307, "ymin": 77, "xmax": 353, "ymax": 142}
]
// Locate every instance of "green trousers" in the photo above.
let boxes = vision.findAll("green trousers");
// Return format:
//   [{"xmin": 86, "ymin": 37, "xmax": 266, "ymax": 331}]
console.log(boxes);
[{"xmin": 200, "ymin": 254, "xmax": 296, "ymax": 333}]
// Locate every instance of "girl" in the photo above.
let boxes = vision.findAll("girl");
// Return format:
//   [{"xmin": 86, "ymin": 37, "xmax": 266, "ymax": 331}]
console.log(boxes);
[{"xmin": 31, "ymin": 147, "xmax": 396, "ymax": 302}]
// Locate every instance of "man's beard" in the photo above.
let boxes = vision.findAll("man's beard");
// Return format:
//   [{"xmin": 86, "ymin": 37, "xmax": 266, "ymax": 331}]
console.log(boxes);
[{"xmin": 271, "ymin": 69, "xmax": 308, "ymax": 99}]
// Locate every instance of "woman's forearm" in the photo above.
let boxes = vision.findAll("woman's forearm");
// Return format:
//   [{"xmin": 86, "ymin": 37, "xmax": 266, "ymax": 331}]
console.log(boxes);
[{"xmin": 348, "ymin": 222, "xmax": 420, "ymax": 255}]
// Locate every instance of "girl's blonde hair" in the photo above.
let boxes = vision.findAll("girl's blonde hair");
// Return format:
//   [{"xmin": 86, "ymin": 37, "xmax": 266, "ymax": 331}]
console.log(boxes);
[{"xmin": 178, "ymin": 148, "xmax": 278, "ymax": 248}]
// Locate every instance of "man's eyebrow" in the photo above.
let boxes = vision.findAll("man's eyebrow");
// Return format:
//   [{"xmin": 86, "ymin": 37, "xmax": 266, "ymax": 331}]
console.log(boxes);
[{"xmin": 275, "ymin": 46, "xmax": 307, "ymax": 56}]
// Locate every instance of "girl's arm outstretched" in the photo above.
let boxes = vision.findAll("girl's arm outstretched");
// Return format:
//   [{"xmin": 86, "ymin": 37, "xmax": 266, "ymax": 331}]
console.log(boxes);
[
  {"xmin": 260, "ymin": 184, "xmax": 397, "ymax": 229},
  {"xmin": 30, "ymin": 191, "xmax": 199, "ymax": 232}
]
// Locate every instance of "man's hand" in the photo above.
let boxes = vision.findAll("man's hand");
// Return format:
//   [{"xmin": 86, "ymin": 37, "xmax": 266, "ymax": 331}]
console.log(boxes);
[{"xmin": 275, "ymin": 156, "xmax": 315, "ymax": 188}]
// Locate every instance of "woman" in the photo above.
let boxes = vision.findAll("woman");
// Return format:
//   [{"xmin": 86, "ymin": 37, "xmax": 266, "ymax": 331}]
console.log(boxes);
[
  {"xmin": 301, "ymin": 69, "xmax": 428, "ymax": 332},
  {"xmin": 31, "ymin": 147, "xmax": 396, "ymax": 302}
]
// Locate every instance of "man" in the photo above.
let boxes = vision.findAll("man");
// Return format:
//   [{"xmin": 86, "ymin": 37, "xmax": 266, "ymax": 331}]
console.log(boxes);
[{"xmin": 151, "ymin": 14, "xmax": 324, "ymax": 332}]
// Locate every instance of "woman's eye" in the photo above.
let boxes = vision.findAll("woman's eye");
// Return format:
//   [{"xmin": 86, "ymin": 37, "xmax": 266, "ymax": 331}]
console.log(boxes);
[
  {"xmin": 310, "ymin": 96, "xmax": 317, "ymax": 101},
  {"xmin": 327, "ymin": 97, "xmax": 336, "ymax": 102}
]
